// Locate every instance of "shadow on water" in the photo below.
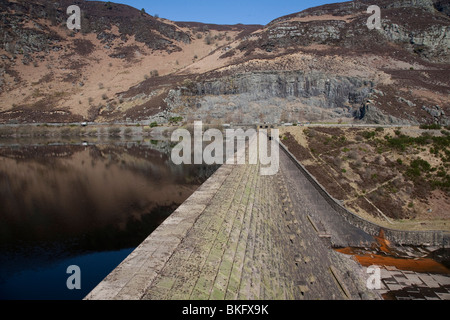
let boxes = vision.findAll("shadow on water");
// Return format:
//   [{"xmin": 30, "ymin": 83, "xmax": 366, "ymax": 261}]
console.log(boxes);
[{"xmin": 0, "ymin": 138, "xmax": 220, "ymax": 300}]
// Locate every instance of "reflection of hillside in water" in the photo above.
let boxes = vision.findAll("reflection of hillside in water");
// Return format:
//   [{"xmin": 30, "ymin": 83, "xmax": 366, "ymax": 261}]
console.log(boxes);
[{"xmin": 0, "ymin": 142, "xmax": 219, "ymax": 277}]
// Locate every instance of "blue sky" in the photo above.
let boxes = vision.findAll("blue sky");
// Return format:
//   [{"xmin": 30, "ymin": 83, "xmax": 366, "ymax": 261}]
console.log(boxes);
[{"xmin": 107, "ymin": 0, "xmax": 347, "ymax": 25}]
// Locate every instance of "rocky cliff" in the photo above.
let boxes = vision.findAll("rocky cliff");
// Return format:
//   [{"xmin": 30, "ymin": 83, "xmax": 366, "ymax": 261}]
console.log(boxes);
[{"xmin": 165, "ymin": 71, "xmax": 374, "ymax": 124}]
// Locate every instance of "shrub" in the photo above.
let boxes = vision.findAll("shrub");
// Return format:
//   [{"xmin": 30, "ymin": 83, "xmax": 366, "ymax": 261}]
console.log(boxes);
[
  {"xmin": 333, "ymin": 157, "xmax": 343, "ymax": 168},
  {"xmin": 420, "ymin": 123, "xmax": 441, "ymax": 130},
  {"xmin": 431, "ymin": 176, "xmax": 450, "ymax": 190},
  {"xmin": 150, "ymin": 122, "xmax": 158, "ymax": 128},
  {"xmin": 169, "ymin": 116, "xmax": 183, "ymax": 124},
  {"xmin": 354, "ymin": 160, "xmax": 363, "ymax": 168},
  {"xmin": 361, "ymin": 131, "xmax": 376, "ymax": 140},
  {"xmin": 204, "ymin": 34, "xmax": 213, "ymax": 45},
  {"xmin": 411, "ymin": 159, "xmax": 431, "ymax": 171},
  {"xmin": 437, "ymin": 169, "xmax": 447, "ymax": 178},
  {"xmin": 406, "ymin": 159, "xmax": 431, "ymax": 178},
  {"xmin": 348, "ymin": 150, "xmax": 359, "ymax": 160}
]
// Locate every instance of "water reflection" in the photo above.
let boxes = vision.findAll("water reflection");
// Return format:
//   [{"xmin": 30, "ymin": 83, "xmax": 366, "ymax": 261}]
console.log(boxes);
[{"xmin": 0, "ymin": 140, "xmax": 219, "ymax": 300}]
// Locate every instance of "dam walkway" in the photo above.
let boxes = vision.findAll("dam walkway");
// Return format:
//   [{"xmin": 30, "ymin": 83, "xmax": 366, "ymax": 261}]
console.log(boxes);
[{"xmin": 85, "ymin": 142, "xmax": 384, "ymax": 300}]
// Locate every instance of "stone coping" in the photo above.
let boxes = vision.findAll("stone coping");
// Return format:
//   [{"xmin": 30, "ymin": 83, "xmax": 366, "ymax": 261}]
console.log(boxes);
[{"xmin": 85, "ymin": 163, "xmax": 234, "ymax": 300}]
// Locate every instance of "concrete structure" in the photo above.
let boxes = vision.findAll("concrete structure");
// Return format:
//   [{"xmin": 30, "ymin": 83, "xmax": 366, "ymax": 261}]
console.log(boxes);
[
  {"xmin": 85, "ymin": 140, "xmax": 449, "ymax": 300},
  {"xmin": 365, "ymin": 266, "xmax": 450, "ymax": 300}
]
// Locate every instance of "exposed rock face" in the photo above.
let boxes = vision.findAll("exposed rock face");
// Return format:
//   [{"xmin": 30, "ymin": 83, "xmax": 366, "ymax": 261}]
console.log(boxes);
[
  {"xmin": 162, "ymin": 71, "xmax": 375, "ymax": 124},
  {"xmin": 382, "ymin": 22, "xmax": 449, "ymax": 62},
  {"xmin": 234, "ymin": 0, "xmax": 449, "ymax": 63},
  {"xmin": 434, "ymin": 0, "xmax": 450, "ymax": 15},
  {"xmin": 191, "ymin": 72, "xmax": 372, "ymax": 105},
  {"xmin": 422, "ymin": 105, "xmax": 449, "ymax": 125},
  {"xmin": 354, "ymin": 102, "xmax": 418, "ymax": 125}
]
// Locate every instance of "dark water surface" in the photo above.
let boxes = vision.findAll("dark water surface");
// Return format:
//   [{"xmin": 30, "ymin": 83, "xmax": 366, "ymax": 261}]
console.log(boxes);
[{"xmin": 0, "ymin": 139, "xmax": 218, "ymax": 300}]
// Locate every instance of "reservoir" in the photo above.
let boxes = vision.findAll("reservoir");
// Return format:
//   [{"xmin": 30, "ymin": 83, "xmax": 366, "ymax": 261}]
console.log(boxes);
[{"xmin": 0, "ymin": 138, "xmax": 218, "ymax": 300}]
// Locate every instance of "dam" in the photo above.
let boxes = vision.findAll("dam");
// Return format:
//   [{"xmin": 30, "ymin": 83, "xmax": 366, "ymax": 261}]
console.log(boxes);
[{"xmin": 85, "ymin": 137, "xmax": 450, "ymax": 300}]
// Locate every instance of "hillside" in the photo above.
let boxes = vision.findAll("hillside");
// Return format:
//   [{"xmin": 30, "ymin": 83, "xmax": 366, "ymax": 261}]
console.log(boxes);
[
  {"xmin": 0, "ymin": 0, "xmax": 448, "ymax": 125},
  {"xmin": 280, "ymin": 125, "xmax": 450, "ymax": 231},
  {"xmin": 0, "ymin": 0, "xmax": 258, "ymax": 123}
]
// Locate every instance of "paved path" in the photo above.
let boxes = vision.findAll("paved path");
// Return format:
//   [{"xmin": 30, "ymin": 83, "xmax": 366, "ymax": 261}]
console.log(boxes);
[{"xmin": 85, "ymin": 141, "xmax": 381, "ymax": 300}]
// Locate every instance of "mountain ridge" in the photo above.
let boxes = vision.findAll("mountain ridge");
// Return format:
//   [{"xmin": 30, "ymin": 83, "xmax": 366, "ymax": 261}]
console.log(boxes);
[{"xmin": 0, "ymin": 0, "xmax": 448, "ymax": 125}]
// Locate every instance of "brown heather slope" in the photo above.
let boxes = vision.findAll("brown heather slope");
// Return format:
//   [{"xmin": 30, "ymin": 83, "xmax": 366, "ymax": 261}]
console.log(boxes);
[
  {"xmin": 0, "ymin": 0, "xmax": 448, "ymax": 125},
  {"xmin": 280, "ymin": 125, "xmax": 450, "ymax": 232},
  {"xmin": 0, "ymin": 0, "xmax": 255, "ymax": 123}
]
